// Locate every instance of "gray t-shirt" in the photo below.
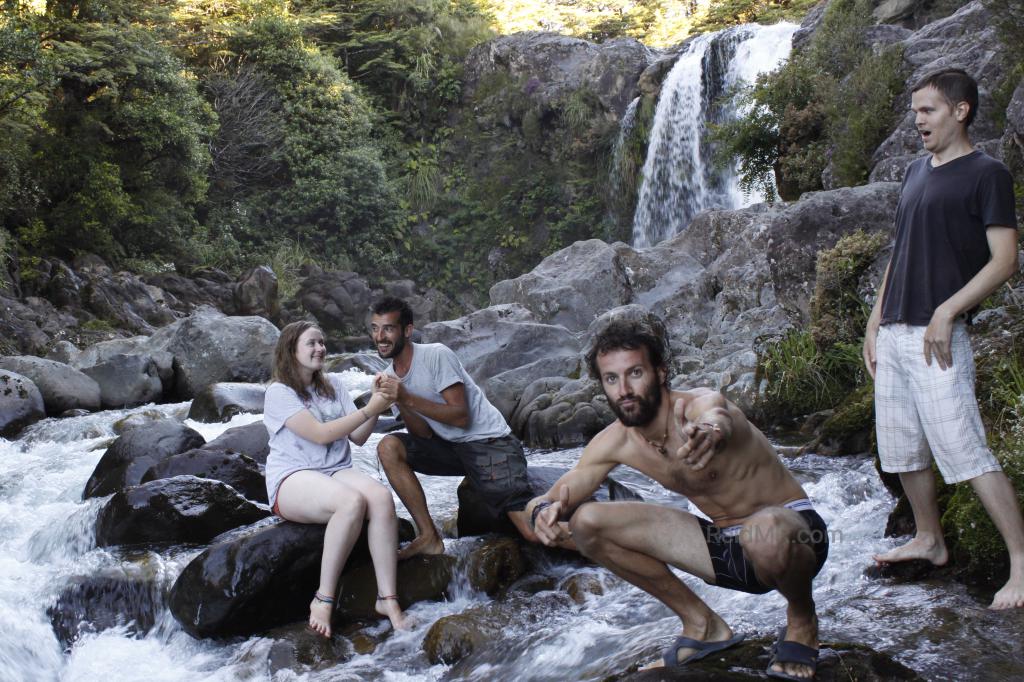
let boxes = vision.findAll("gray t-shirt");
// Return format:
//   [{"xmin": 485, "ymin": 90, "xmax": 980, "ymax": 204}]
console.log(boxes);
[
  {"xmin": 263, "ymin": 374, "xmax": 356, "ymax": 507},
  {"xmin": 385, "ymin": 342, "xmax": 510, "ymax": 443}
]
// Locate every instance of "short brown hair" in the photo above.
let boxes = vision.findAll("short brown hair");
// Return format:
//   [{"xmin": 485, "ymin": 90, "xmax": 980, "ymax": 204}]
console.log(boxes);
[
  {"xmin": 585, "ymin": 317, "xmax": 670, "ymax": 384},
  {"xmin": 273, "ymin": 321, "xmax": 335, "ymax": 401},
  {"xmin": 912, "ymin": 68, "xmax": 978, "ymax": 128}
]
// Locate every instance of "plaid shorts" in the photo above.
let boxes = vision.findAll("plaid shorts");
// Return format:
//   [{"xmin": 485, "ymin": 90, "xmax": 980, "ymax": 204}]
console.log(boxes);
[{"xmin": 875, "ymin": 322, "xmax": 1002, "ymax": 483}]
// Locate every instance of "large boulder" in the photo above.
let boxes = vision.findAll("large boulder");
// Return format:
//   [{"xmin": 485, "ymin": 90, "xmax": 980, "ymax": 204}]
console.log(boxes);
[
  {"xmin": 168, "ymin": 518, "xmax": 416, "ymax": 638},
  {"xmin": 187, "ymin": 382, "xmax": 267, "ymax": 423},
  {"xmin": 94, "ymin": 476, "xmax": 269, "ymax": 547},
  {"xmin": 80, "ymin": 353, "xmax": 163, "ymax": 408},
  {"xmin": 69, "ymin": 336, "xmax": 175, "ymax": 395},
  {"xmin": 202, "ymin": 421, "xmax": 271, "ymax": 464},
  {"xmin": 488, "ymin": 239, "xmax": 635, "ymax": 331},
  {"xmin": 479, "ymin": 354, "xmax": 582, "ymax": 423},
  {"xmin": 511, "ymin": 377, "xmax": 615, "ymax": 449},
  {"xmin": 0, "ymin": 370, "xmax": 45, "ymax": 437},
  {"xmin": 143, "ymin": 268, "xmax": 236, "ymax": 316},
  {"xmin": 420, "ymin": 304, "xmax": 580, "ymax": 384},
  {"xmin": 293, "ymin": 269, "xmax": 374, "ymax": 344},
  {"xmin": 0, "ymin": 356, "xmax": 101, "ymax": 415},
  {"xmin": 333, "ymin": 554, "xmax": 456, "ymax": 618},
  {"xmin": 147, "ymin": 307, "xmax": 279, "ymax": 399},
  {"xmin": 83, "ymin": 418, "xmax": 205, "ymax": 499},
  {"xmin": 141, "ymin": 449, "xmax": 267, "ymax": 503}
]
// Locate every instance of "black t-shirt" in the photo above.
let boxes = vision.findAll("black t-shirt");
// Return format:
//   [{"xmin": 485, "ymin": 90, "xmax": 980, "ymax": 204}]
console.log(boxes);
[{"xmin": 881, "ymin": 150, "xmax": 1018, "ymax": 326}]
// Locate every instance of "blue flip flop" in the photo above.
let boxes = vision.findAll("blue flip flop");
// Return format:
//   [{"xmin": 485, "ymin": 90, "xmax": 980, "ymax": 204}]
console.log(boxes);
[
  {"xmin": 661, "ymin": 632, "xmax": 745, "ymax": 668},
  {"xmin": 767, "ymin": 627, "xmax": 818, "ymax": 680}
]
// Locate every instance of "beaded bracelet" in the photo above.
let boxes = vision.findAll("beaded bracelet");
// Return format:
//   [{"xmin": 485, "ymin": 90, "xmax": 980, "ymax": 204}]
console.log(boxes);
[{"xmin": 530, "ymin": 501, "xmax": 553, "ymax": 530}]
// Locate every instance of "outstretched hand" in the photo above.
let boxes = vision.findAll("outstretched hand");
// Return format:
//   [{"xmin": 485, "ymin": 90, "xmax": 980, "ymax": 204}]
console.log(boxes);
[
  {"xmin": 674, "ymin": 399, "xmax": 723, "ymax": 471},
  {"xmin": 533, "ymin": 485, "xmax": 571, "ymax": 546}
]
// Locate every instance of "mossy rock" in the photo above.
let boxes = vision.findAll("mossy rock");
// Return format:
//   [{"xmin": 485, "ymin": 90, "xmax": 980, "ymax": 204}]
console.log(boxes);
[
  {"xmin": 817, "ymin": 382, "xmax": 875, "ymax": 454},
  {"xmin": 810, "ymin": 229, "xmax": 889, "ymax": 350}
]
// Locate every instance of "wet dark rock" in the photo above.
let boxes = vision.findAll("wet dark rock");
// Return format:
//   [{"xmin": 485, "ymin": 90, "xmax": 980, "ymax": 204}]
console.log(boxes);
[
  {"xmin": 335, "ymin": 554, "xmax": 456, "ymax": 618},
  {"xmin": 423, "ymin": 610, "xmax": 500, "ymax": 665},
  {"xmin": 233, "ymin": 265, "xmax": 280, "ymax": 322},
  {"xmin": 187, "ymin": 382, "xmax": 267, "ymax": 423},
  {"xmin": 47, "ymin": 571, "xmax": 163, "ymax": 650},
  {"xmin": 141, "ymin": 448, "xmax": 267, "ymax": 503},
  {"xmin": 863, "ymin": 558, "xmax": 951, "ymax": 583},
  {"xmin": 83, "ymin": 418, "xmax": 205, "ymax": 499},
  {"xmin": 112, "ymin": 409, "xmax": 173, "ymax": 435},
  {"xmin": 265, "ymin": 623, "xmax": 353, "ymax": 675},
  {"xmin": 0, "ymin": 370, "xmax": 45, "ymax": 437},
  {"xmin": 0, "ymin": 356, "xmax": 100, "ymax": 415},
  {"xmin": 464, "ymin": 536, "xmax": 528, "ymax": 595},
  {"xmin": 456, "ymin": 465, "xmax": 641, "ymax": 537},
  {"xmin": 81, "ymin": 353, "xmax": 163, "ymax": 408},
  {"xmin": 169, "ymin": 518, "xmax": 415, "ymax": 638},
  {"xmin": 292, "ymin": 270, "xmax": 374, "ymax": 346},
  {"xmin": 147, "ymin": 307, "xmax": 279, "ymax": 399},
  {"xmin": 561, "ymin": 571, "xmax": 604, "ymax": 603},
  {"xmin": 612, "ymin": 638, "xmax": 924, "ymax": 681},
  {"xmin": 202, "ymin": 421, "xmax": 270, "ymax": 464},
  {"xmin": 94, "ymin": 476, "xmax": 269, "ymax": 547}
]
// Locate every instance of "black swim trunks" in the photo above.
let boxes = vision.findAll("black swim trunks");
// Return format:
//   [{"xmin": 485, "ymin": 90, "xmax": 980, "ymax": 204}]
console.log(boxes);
[
  {"xmin": 696, "ymin": 499, "xmax": 830, "ymax": 595},
  {"xmin": 392, "ymin": 432, "xmax": 532, "ymax": 516}
]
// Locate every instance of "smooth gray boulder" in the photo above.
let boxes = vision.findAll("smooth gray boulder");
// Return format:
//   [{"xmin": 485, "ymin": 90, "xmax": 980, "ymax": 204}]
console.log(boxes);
[
  {"xmin": 489, "ymin": 239, "xmax": 634, "ymax": 331},
  {"xmin": 147, "ymin": 307, "xmax": 279, "ymax": 399},
  {"xmin": 70, "ymin": 336, "xmax": 175, "ymax": 394},
  {"xmin": 83, "ymin": 418, "xmax": 206, "ymax": 499},
  {"xmin": 187, "ymin": 382, "xmax": 267, "ymax": 423},
  {"xmin": 81, "ymin": 353, "xmax": 163, "ymax": 408},
  {"xmin": 0, "ymin": 356, "xmax": 101, "ymax": 415},
  {"xmin": 420, "ymin": 304, "xmax": 580, "ymax": 384},
  {"xmin": 480, "ymin": 354, "xmax": 582, "ymax": 422},
  {"xmin": 0, "ymin": 370, "xmax": 45, "ymax": 437}
]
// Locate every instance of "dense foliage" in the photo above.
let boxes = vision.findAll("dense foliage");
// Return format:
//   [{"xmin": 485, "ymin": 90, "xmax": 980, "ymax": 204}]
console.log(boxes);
[{"xmin": 713, "ymin": 0, "xmax": 908, "ymax": 200}]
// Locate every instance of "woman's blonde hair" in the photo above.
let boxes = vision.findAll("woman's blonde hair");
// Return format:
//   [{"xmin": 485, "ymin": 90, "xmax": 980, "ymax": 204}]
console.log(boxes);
[{"xmin": 273, "ymin": 321, "xmax": 336, "ymax": 401}]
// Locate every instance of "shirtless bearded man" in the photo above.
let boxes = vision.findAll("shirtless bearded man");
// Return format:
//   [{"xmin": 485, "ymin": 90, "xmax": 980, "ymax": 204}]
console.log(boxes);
[{"xmin": 528, "ymin": 313, "xmax": 828, "ymax": 680}]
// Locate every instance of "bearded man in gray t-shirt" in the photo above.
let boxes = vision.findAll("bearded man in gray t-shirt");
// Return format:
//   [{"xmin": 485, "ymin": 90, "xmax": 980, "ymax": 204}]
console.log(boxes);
[{"xmin": 372, "ymin": 297, "xmax": 538, "ymax": 559}]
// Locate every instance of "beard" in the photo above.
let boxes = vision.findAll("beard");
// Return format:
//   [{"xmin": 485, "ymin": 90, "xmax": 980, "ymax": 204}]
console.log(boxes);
[
  {"xmin": 377, "ymin": 333, "xmax": 407, "ymax": 359},
  {"xmin": 607, "ymin": 378, "xmax": 662, "ymax": 427}
]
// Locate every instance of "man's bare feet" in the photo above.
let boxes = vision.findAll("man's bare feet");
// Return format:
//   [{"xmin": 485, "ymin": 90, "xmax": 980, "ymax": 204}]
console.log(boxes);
[
  {"xmin": 990, "ymin": 572, "xmax": 1024, "ymax": 609},
  {"xmin": 639, "ymin": 612, "xmax": 735, "ymax": 670},
  {"xmin": 308, "ymin": 592, "xmax": 334, "ymax": 638},
  {"xmin": 769, "ymin": 615, "xmax": 818, "ymax": 680},
  {"xmin": 375, "ymin": 595, "xmax": 415, "ymax": 630},
  {"xmin": 397, "ymin": 530, "xmax": 444, "ymax": 560},
  {"xmin": 872, "ymin": 534, "xmax": 948, "ymax": 566}
]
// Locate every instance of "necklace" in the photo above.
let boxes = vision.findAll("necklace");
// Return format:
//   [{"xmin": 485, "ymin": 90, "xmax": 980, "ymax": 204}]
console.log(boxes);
[{"xmin": 638, "ymin": 407, "xmax": 670, "ymax": 456}]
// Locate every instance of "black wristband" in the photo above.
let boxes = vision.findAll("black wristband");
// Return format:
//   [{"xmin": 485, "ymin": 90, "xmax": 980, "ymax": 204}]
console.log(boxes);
[{"xmin": 530, "ymin": 501, "xmax": 553, "ymax": 530}]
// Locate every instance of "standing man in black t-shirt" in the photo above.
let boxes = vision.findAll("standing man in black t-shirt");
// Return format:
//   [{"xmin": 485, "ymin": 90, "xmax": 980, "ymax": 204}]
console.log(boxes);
[{"xmin": 862, "ymin": 68, "xmax": 1023, "ymax": 609}]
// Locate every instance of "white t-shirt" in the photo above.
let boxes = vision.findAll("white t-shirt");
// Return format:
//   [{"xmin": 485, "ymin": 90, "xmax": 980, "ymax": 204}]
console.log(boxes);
[
  {"xmin": 263, "ymin": 374, "xmax": 356, "ymax": 507},
  {"xmin": 384, "ymin": 342, "xmax": 510, "ymax": 443}
]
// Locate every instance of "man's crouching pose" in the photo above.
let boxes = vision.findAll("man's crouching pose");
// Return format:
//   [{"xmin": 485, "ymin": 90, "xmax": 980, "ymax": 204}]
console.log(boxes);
[{"xmin": 528, "ymin": 314, "xmax": 828, "ymax": 680}]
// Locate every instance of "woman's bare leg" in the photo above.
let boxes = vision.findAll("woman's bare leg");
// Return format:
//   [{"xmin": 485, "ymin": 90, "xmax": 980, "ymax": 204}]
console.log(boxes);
[
  {"xmin": 276, "ymin": 470, "xmax": 368, "ymax": 637},
  {"xmin": 332, "ymin": 469, "xmax": 413, "ymax": 629}
]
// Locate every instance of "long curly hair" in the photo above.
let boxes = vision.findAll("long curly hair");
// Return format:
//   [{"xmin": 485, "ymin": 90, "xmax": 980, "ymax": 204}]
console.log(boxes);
[{"xmin": 272, "ymin": 321, "xmax": 336, "ymax": 402}]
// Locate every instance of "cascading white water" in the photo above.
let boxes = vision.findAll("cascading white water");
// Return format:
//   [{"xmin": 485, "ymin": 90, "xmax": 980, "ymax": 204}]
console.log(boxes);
[{"xmin": 631, "ymin": 22, "xmax": 798, "ymax": 248}]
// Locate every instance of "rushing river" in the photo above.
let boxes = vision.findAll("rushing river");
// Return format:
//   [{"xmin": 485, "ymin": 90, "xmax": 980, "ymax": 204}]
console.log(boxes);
[{"xmin": 1, "ymin": 370, "xmax": 1022, "ymax": 682}]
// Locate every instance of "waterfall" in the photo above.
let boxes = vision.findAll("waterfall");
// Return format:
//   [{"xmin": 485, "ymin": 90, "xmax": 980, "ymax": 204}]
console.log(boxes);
[
  {"xmin": 631, "ymin": 22, "xmax": 798, "ymax": 248},
  {"xmin": 609, "ymin": 96, "xmax": 641, "ymax": 193}
]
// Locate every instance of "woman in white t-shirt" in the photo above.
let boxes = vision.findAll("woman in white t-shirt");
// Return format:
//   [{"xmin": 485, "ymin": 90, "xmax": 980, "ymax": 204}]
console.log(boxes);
[{"xmin": 264, "ymin": 321, "xmax": 411, "ymax": 637}]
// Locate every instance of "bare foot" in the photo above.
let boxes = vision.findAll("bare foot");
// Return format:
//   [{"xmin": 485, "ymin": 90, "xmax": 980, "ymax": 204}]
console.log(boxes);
[
  {"xmin": 872, "ymin": 534, "xmax": 948, "ymax": 566},
  {"xmin": 397, "ymin": 530, "xmax": 444, "ymax": 560},
  {"xmin": 990, "ymin": 574, "xmax": 1024, "ymax": 609},
  {"xmin": 308, "ymin": 594, "xmax": 334, "ymax": 638},
  {"xmin": 375, "ymin": 595, "xmax": 415, "ymax": 630},
  {"xmin": 639, "ymin": 612, "xmax": 735, "ymax": 670},
  {"xmin": 769, "ymin": 615, "xmax": 818, "ymax": 680}
]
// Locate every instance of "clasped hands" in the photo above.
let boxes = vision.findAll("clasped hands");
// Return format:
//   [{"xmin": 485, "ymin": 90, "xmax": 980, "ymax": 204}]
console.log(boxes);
[{"xmin": 366, "ymin": 373, "xmax": 400, "ymax": 415}]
